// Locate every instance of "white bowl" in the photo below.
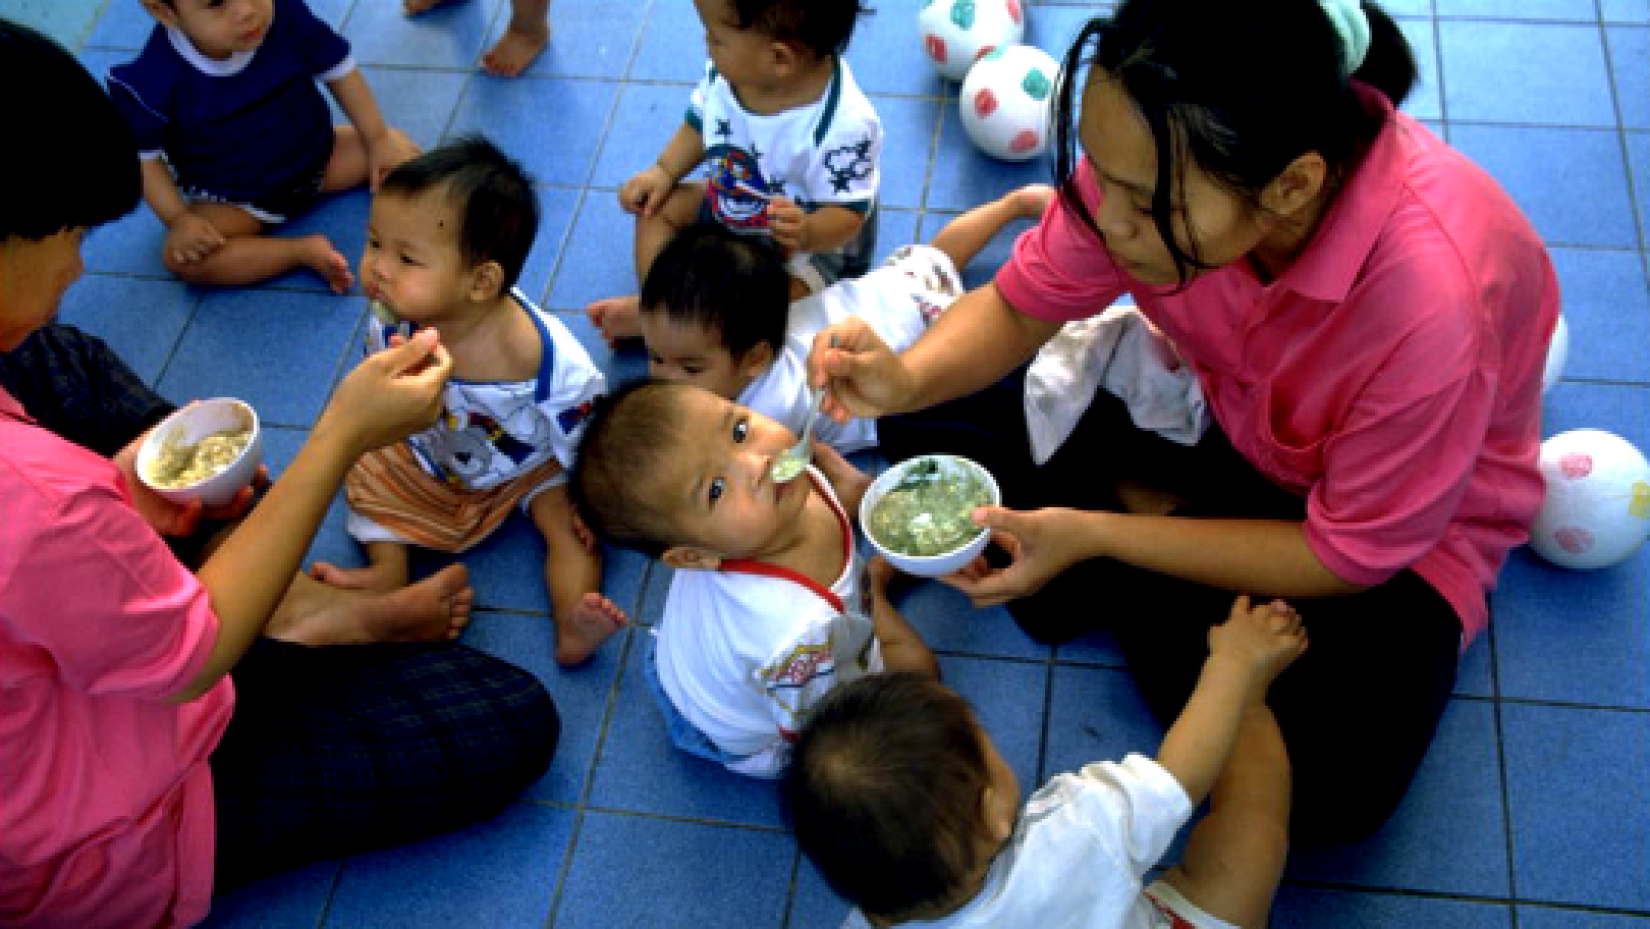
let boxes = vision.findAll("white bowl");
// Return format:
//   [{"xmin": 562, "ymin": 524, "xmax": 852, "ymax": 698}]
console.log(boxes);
[
  {"xmin": 859, "ymin": 454, "xmax": 1000, "ymax": 578},
  {"xmin": 136, "ymin": 398, "xmax": 263, "ymax": 507}
]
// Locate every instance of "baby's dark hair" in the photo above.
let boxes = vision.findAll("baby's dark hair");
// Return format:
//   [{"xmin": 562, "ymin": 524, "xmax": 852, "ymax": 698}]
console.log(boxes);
[
  {"xmin": 728, "ymin": 0, "xmax": 872, "ymax": 59},
  {"xmin": 639, "ymin": 224, "xmax": 790, "ymax": 362},
  {"xmin": 1052, "ymin": 0, "xmax": 1415, "ymax": 287},
  {"xmin": 569, "ymin": 379, "xmax": 697, "ymax": 558},
  {"xmin": 784, "ymin": 673, "xmax": 994, "ymax": 923},
  {"xmin": 379, "ymin": 135, "xmax": 539, "ymax": 290},
  {"xmin": 3, "ymin": 21, "xmax": 139, "ymax": 242}
]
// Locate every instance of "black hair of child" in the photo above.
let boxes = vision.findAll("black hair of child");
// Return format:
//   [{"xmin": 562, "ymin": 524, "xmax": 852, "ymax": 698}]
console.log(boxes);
[
  {"xmin": 1, "ymin": 19, "xmax": 140, "ymax": 242},
  {"xmin": 568, "ymin": 379, "xmax": 692, "ymax": 559},
  {"xmin": 728, "ymin": 0, "xmax": 873, "ymax": 59},
  {"xmin": 639, "ymin": 223, "xmax": 791, "ymax": 363},
  {"xmin": 379, "ymin": 135, "xmax": 540, "ymax": 291},
  {"xmin": 785, "ymin": 672, "xmax": 995, "ymax": 923},
  {"xmin": 1050, "ymin": 0, "xmax": 1415, "ymax": 287}
]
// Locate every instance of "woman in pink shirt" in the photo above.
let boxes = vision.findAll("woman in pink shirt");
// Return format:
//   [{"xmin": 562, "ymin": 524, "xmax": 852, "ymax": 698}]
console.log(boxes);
[
  {"xmin": 1, "ymin": 22, "xmax": 558, "ymax": 926},
  {"xmin": 812, "ymin": 0, "xmax": 1558, "ymax": 843}
]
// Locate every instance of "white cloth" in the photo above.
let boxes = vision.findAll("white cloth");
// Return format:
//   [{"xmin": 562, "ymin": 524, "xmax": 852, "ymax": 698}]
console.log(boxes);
[
  {"xmin": 348, "ymin": 289, "xmax": 605, "ymax": 543},
  {"xmin": 689, "ymin": 58, "xmax": 881, "ymax": 231},
  {"xmin": 655, "ymin": 468, "xmax": 882, "ymax": 778},
  {"xmin": 742, "ymin": 244, "xmax": 961, "ymax": 454},
  {"xmin": 844, "ymin": 754, "xmax": 1226, "ymax": 929},
  {"xmin": 1023, "ymin": 303, "xmax": 1208, "ymax": 465}
]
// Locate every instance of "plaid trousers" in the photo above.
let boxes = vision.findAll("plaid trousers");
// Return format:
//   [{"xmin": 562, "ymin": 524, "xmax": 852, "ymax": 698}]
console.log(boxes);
[
  {"xmin": 210, "ymin": 637, "xmax": 559, "ymax": 891},
  {"xmin": 0, "ymin": 323, "xmax": 176, "ymax": 456}
]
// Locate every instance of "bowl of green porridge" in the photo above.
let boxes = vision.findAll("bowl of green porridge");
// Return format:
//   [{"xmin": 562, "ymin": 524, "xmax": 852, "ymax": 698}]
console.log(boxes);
[
  {"xmin": 136, "ymin": 398, "xmax": 263, "ymax": 507},
  {"xmin": 860, "ymin": 454, "xmax": 1000, "ymax": 577}
]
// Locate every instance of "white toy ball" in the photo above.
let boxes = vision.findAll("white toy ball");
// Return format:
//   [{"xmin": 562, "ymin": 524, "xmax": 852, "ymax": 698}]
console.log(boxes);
[
  {"xmin": 959, "ymin": 44, "xmax": 1059, "ymax": 161},
  {"xmin": 1541, "ymin": 314, "xmax": 1568, "ymax": 393},
  {"xmin": 920, "ymin": 0, "xmax": 1026, "ymax": 82},
  {"xmin": 1529, "ymin": 428, "xmax": 1650, "ymax": 570}
]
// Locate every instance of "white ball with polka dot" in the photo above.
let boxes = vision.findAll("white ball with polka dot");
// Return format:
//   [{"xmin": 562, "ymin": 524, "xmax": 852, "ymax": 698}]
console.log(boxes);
[
  {"xmin": 920, "ymin": 0, "xmax": 1026, "ymax": 82},
  {"xmin": 1529, "ymin": 428, "xmax": 1650, "ymax": 570},
  {"xmin": 959, "ymin": 44, "xmax": 1060, "ymax": 161}
]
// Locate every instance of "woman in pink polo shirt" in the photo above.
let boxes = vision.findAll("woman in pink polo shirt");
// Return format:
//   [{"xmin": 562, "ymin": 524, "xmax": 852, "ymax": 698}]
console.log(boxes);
[
  {"xmin": 812, "ymin": 0, "xmax": 1558, "ymax": 843},
  {"xmin": 1, "ymin": 22, "xmax": 558, "ymax": 927}
]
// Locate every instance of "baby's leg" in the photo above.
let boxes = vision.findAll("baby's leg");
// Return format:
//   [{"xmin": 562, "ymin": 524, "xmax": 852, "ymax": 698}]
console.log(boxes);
[
  {"xmin": 927, "ymin": 184, "xmax": 1055, "ymax": 272},
  {"xmin": 1160, "ymin": 703, "xmax": 1291, "ymax": 929},
  {"xmin": 162, "ymin": 201, "xmax": 350, "ymax": 293},
  {"xmin": 865, "ymin": 556, "xmax": 939, "ymax": 679},
  {"xmin": 312, "ymin": 541, "xmax": 414, "ymax": 592},
  {"xmin": 481, "ymin": 0, "xmax": 551, "ymax": 77},
  {"xmin": 586, "ymin": 182, "xmax": 706, "ymax": 344},
  {"xmin": 530, "ymin": 486, "xmax": 626, "ymax": 666}
]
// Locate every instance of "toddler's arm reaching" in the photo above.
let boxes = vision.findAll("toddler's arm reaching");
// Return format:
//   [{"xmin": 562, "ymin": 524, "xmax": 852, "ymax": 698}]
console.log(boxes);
[{"xmin": 1155, "ymin": 596, "xmax": 1307, "ymax": 806}]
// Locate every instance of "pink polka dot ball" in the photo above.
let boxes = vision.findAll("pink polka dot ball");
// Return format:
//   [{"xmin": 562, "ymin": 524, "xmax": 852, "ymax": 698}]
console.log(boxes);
[
  {"xmin": 959, "ymin": 44, "xmax": 1059, "ymax": 161},
  {"xmin": 1529, "ymin": 428, "xmax": 1650, "ymax": 570},
  {"xmin": 920, "ymin": 0, "xmax": 1026, "ymax": 82}
]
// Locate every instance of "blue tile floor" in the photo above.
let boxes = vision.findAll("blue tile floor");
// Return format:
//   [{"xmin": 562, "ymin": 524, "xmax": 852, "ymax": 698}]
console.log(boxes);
[{"xmin": 26, "ymin": 0, "xmax": 1650, "ymax": 924}]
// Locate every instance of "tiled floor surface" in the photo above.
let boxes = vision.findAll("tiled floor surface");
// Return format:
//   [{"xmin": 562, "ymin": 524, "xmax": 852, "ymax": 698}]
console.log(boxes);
[{"xmin": 9, "ymin": 0, "xmax": 1649, "ymax": 924}]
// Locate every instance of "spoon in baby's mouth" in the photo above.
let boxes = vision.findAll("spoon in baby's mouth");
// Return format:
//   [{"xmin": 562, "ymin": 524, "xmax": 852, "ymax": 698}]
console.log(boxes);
[{"xmin": 770, "ymin": 382, "xmax": 825, "ymax": 484}]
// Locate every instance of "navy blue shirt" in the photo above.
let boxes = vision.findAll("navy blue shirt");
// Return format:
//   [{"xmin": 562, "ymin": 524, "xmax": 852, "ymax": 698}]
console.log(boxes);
[{"xmin": 107, "ymin": 0, "xmax": 351, "ymax": 202}]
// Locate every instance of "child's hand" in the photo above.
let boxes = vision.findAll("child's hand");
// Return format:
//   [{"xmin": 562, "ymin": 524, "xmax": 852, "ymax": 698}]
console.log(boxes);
[
  {"xmin": 809, "ymin": 439, "xmax": 871, "ymax": 513},
  {"xmin": 1207, "ymin": 595, "xmax": 1308, "ymax": 692},
  {"xmin": 366, "ymin": 130, "xmax": 421, "ymax": 191},
  {"xmin": 619, "ymin": 165, "xmax": 674, "ymax": 217},
  {"xmin": 164, "ymin": 213, "xmax": 225, "ymax": 265},
  {"xmin": 767, "ymin": 197, "xmax": 805, "ymax": 254}
]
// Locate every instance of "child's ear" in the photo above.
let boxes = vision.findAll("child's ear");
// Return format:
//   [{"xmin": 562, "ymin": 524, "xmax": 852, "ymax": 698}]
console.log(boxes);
[
  {"xmin": 141, "ymin": 0, "xmax": 179, "ymax": 26},
  {"xmin": 468, "ymin": 260, "xmax": 506, "ymax": 301},
  {"xmin": 662, "ymin": 545, "xmax": 722, "ymax": 572},
  {"xmin": 769, "ymin": 39, "xmax": 802, "ymax": 78},
  {"xmin": 979, "ymin": 784, "xmax": 1015, "ymax": 845},
  {"xmin": 738, "ymin": 342, "xmax": 775, "ymax": 378}
]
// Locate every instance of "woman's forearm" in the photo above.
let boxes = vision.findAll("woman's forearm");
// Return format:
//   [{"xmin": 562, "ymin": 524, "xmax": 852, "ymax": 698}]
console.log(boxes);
[
  {"xmin": 172, "ymin": 424, "xmax": 360, "ymax": 701},
  {"xmin": 1078, "ymin": 511, "xmax": 1365, "ymax": 599},
  {"xmin": 899, "ymin": 282, "xmax": 1061, "ymax": 412}
]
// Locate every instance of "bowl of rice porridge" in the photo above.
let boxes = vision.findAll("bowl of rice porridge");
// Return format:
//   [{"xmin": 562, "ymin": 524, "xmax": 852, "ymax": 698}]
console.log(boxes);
[
  {"xmin": 860, "ymin": 454, "xmax": 1000, "ymax": 577},
  {"xmin": 136, "ymin": 398, "xmax": 263, "ymax": 506}
]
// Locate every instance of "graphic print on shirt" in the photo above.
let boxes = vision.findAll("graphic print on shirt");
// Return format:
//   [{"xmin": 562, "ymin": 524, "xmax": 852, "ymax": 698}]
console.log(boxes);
[
  {"xmin": 760, "ymin": 640, "xmax": 839, "ymax": 726},
  {"xmin": 706, "ymin": 144, "xmax": 774, "ymax": 231},
  {"xmin": 822, "ymin": 137, "xmax": 875, "ymax": 195}
]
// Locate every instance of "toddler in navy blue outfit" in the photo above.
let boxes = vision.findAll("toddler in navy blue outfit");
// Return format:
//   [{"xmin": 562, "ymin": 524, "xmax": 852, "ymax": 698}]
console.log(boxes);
[{"xmin": 108, "ymin": 0, "xmax": 419, "ymax": 292}]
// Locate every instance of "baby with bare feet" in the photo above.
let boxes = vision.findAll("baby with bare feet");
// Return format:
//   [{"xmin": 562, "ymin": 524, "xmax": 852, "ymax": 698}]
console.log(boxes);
[
  {"xmin": 405, "ymin": 0, "xmax": 551, "ymax": 77},
  {"xmin": 107, "ymin": 0, "xmax": 418, "ymax": 293},
  {"xmin": 570, "ymin": 381, "xmax": 938, "ymax": 777},
  {"xmin": 311, "ymin": 137, "xmax": 624, "ymax": 667}
]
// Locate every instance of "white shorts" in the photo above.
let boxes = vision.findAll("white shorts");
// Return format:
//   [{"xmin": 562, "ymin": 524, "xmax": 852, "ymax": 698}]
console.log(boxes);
[{"xmin": 1141, "ymin": 879, "xmax": 1237, "ymax": 929}]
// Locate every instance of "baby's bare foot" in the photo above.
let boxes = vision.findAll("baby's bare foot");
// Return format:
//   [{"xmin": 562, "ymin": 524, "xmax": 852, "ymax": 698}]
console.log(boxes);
[
  {"xmin": 1010, "ymin": 183, "xmax": 1057, "ymax": 219},
  {"xmin": 300, "ymin": 235, "xmax": 354, "ymax": 294},
  {"xmin": 554, "ymin": 592, "xmax": 626, "ymax": 666},
  {"xmin": 274, "ymin": 563, "xmax": 473, "ymax": 646},
  {"xmin": 405, "ymin": 0, "xmax": 461, "ymax": 15},
  {"xmin": 585, "ymin": 295, "xmax": 642, "ymax": 346},
  {"xmin": 481, "ymin": 22, "xmax": 550, "ymax": 77}
]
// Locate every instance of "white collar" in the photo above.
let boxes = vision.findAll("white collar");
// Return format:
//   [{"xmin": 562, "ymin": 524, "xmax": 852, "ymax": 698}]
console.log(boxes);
[{"xmin": 165, "ymin": 23, "xmax": 258, "ymax": 77}]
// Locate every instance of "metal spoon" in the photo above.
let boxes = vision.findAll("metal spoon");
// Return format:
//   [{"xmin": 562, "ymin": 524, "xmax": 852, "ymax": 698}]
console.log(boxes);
[{"xmin": 770, "ymin": 382, "xmax": 826, "ymax": 483}]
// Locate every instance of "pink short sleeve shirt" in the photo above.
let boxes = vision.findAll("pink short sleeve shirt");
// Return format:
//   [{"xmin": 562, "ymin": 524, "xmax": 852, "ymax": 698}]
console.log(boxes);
[
  {"xmin": 995, "ymin": 88, "xmax": 1559, "ymax": 643},
  {"xmin": 1, "ymin": 388, "xmax": 234, "ymax": 928}
]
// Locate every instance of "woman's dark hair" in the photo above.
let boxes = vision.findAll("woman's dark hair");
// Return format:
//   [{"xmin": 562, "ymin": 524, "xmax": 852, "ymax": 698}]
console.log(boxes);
[
  {"xmin": 1050, "ymin": 0, "xmax": 1415, "ymax": 286},
  {"xmin": 379, "ymin": 135, "xmax": 539, "ymax": 290},
  {"xmin": 784, "ymin": 673, "xmax": 994, "ymax": 923},
  {"xmin": 639, "ymin": 224, "xmax": 790, "ymax": 362},
  {"xmin": 729, "ymin": 0, "xmax": 872, "ymax": 58},
  {"xmin": 0, "ymin": 19, "xmax": 140, "ymax": 241}
]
